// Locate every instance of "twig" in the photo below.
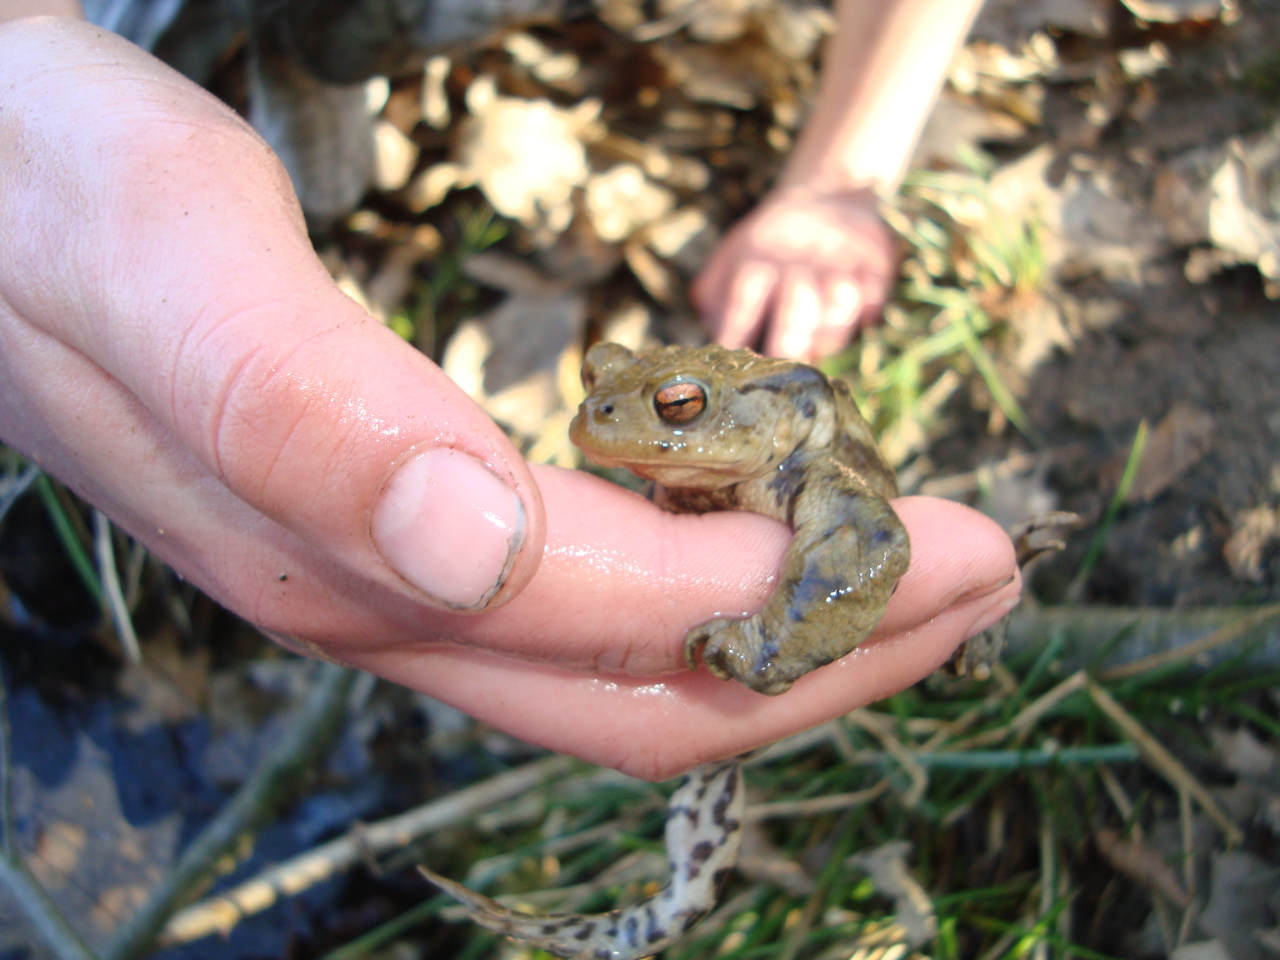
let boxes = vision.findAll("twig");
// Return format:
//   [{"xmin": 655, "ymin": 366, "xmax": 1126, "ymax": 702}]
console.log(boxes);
[
  {"xmin": 0, "ymin": 860, "xmax": 99, "ymax": 960},
  {"xmin": 93, "ymin": 510, "xmax": 141, "ymax": 663},
  {"xmin": 1085, "ymin": 677, "xmax": 1243, "ymax": 846},
  {"xmin": 947, "ymin": 670, "xmax": 1090, "ymax": 753},
  {"xmin": 0, "ymin": 461, "xmax": 39, "ymax": 525},
  {"xmin": 748, "ymin": 782, "xmax": 889, "ymax": 822},
  {"xmin": 1008, "ymin": 670, "xmax": 1089, "ymax": 735},
  {"xmin": 104, "ymin": 660, "xmax": 357, "ymax": 959},
  {"xmin": 1005, "ymin": 604, "xmax": 1280, "ymax": 672},
  {"xmin": 0, "ymin": 664, "xmax": 98, "ymax": 959},
  {"xmin": 849, "ymin": 708, "xmax": 928, "ymax": 806},
  {"xmin": 159, "ymin": 751, "xmax": 575, "ymax": 945},
  {"xmin": 1100, "ymin": 605, "xmax": 1280, "ymax": 680}
]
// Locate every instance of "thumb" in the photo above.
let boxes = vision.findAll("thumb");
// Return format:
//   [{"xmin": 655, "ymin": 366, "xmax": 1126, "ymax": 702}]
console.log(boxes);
[{"xmin": 0, "ymin": 18, "xmax": 544, "ymax": 610}]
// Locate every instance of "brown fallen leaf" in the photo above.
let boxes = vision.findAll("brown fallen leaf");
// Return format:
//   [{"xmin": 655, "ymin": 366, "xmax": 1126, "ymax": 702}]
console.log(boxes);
[
  {"xmin": 413, "ymin": 76, "xmax": 601, "ymax": 232},
  {"xmin": 1223, "ymin": 505, "xmax": 1280, "ymax": 584},
  {"xmin": 1153, "ymin": 125, "xmax": 1280, "ymax": 291},
  {"xmin": 441, "ymin": 253, "xmax": 586, "ymax": 451},
  {"xmin": 1116, "ymin": 403, "xmax": 1216, "ymax": 503},
  {"xmin": 1094, "ymin": 827, "xmax": 1191, "ymax": 908}
]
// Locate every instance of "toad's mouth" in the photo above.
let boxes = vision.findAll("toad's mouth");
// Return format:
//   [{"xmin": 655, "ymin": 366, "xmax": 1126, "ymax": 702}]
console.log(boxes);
[{"xmin": 578, "ymin": 446, "xmax": 769, "ymax": 487}]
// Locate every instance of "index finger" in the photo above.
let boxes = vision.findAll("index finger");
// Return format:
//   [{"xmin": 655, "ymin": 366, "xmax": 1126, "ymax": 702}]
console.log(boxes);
[{"xmin": 334, "ymin": 481, "xmax": 1019, "ymax": 777}]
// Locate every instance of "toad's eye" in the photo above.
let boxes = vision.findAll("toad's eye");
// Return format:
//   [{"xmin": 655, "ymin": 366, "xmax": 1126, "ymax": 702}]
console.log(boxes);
[{"xmin": 654, "ymin": 381, "xmax": 706, "ymax": 424}]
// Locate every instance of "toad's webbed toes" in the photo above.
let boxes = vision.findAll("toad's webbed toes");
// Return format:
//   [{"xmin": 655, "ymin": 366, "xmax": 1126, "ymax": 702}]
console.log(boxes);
[
  {"xmin": 684, "ymin": 617, "xmax": 742, "ymax": 680},
  {"xmin": 686, "ymin": 617, "xmax": 799, "ymax": 695},
  {"xmin": 682, "ymin": 625, "xmax": 711, "ymax": 669}
]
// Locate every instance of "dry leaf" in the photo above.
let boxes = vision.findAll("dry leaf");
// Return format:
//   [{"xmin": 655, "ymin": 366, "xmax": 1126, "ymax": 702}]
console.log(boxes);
[
  {"xmin": 1120, "ymin": 0, "xmax": 1228, "ymax": 23},
  {"xmin": 419, "ymin": 76, "xmax": 601, "ymax": 231},
  {"xmin": 847, "ymin": 841, "xmax": 937, "ymax": 947},
  {"xmin": 1209, "ymin": 726, "xmax": 1279, "ymax": 779},
  {"xmin": 421, "ymin": 54, "xmax": 451, "ymax": 129},
  {"xmin": 652, "ymin": 41, "xmax": 763, "ymax": 109},
  {"xmin": 249, "ymin": 48, "xmax": 375, "ymax": 221},
  {"xmin": 642, "ymin": 205, "xmax": 718, "ymax": 273},
  {"xmin": 1199, "ymin": 850, "xmax": 1276, "ymax": 960},
  {"xmin": 584, "ymin": 164, "xmax": 676, "ymax": 242},
  {"xmin": 442, "ymin": 254, "xmax": 586, "ymax": 445},
  {"xmin": 372, "ymin": 119, "xmax": 418, "ymax": 191},
  {"xmin": 1124, "ymin": 404, "xmax": 1216, "ymax": 503},
  {"xmin": 1223, "ymin": 505, "xmax": 1280, "ymax": 583},
  {"xmin": 1154, "ymin": 124, "xmax": 1280, "ymax": 290},
  {"xmin": 1094, "ymin": 828, "xmax": 1191, "ymax": 908},
  {"xmin": 504, "ymin": 31, "xmax": 582, "ymax": 89},
  {"xmin": 973, "ymin": 0, "xmax": 1110, "ymax": 48},
  {"xmin": 678, "ymin": 0, "xmax": 765, "ymax": 44},
  {"xmin": 757, "ymin": 2, "xmax": 833, "ymax": 61}
]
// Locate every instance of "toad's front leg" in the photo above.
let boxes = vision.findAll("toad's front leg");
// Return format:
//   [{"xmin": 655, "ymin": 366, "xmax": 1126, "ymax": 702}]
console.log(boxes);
[{"xmin": 684, "ymin": 463, "xmax": 909, "ymax": 695}]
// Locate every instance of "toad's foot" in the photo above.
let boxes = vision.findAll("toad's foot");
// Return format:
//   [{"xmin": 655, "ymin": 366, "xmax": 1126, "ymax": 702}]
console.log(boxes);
[
  {"xmin": 949, "ymin": 511, "xmax": 1083, "ymax": 679},
  {"xmin": 684, "ymin": 617, "xmax": 802, "ymax": 696}
]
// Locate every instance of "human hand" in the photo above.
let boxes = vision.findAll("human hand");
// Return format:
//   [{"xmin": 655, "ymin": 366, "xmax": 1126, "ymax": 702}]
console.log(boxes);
[
  {"xmin": 0, "ymin": 18, "xmax": 1017, "ymax": 782},
  {"xmin": 693, "ymin": 186, "xmax": 896, "ymax": 362}
]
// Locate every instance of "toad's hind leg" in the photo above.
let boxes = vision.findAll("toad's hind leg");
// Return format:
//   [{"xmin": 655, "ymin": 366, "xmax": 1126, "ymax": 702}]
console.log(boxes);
[
  {"xmin": 419, "ymin": 760, "xmax": 745, "ymax": 960},
  {"xmin": 686, "ymin": 464, "xmax": 909, "ymax": 695}
]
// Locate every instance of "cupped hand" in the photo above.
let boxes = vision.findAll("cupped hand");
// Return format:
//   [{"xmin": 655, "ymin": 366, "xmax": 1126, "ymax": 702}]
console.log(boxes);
[
  {"xmin": 0, "ymin": 18, "xmax": 1018, "ymax": 782},
  {"xmin": 694, "ymin": 185, "xmax": 897, "ymax": 362}
]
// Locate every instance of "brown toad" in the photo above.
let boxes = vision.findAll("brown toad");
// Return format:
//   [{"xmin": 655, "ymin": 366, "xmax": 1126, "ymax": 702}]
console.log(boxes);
[
  {"xmin": 570, "ymin": 341, "xmax": 910, "ymax": 695},
  {"xmin": 419, "ymin": 343, "xmax": 912, "ymax": 959}
]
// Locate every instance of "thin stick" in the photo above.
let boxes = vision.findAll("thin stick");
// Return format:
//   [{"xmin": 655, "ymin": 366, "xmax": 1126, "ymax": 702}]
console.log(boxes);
[
  {"xmin": 159, "ymin": 752, "xmax": 574, "ymax": 945},
  {"xmin": 1101, "ymin": 605, "xmax": 1280, "ymax": 680},
  {"xmin": 748, "ymin": 782, "xmax": 888, "ymax": 821},
  {"xmin": 1086, "ymin": 678, "xmax": 1243, "ymax": 846},
  {"xmin": 93, "ymin": 510, "xmax": 140, "ymax": 663}
]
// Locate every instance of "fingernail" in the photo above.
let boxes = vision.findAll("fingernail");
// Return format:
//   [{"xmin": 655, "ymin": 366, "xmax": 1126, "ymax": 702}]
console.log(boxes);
[{"xmin": 372, "ymin": 448, "xmax": 525, "ymax": 609}]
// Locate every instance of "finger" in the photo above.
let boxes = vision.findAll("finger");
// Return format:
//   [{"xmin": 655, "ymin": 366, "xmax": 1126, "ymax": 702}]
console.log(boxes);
[
  {"xmin": 699, "ymin": 258, "xmax": 778, "ymax": 349},
  {"xmin": 365, "ymin": 573, "xmax": 1020, "ymax": 780},
  {"xmin": 455, "ymin": 490, "xmax": 1019, "ymax": 673},
  {"xmin": 807, "ymin": 276, "xmax": 864, "ymax": 358},
  {"xmin": 337, "ymin": 494, "xmax": 1020, "ymax": 777},
  {"xmin": 329, "ymin": 487, "xmax": 1013, "ymax": 673},
  {"xmin": 0, "ymin": 19, "xmax": 544, "ymax": 611},
  {"xmin": 690, "ymin": 245, "xmax": 729, "ymax": 318},
  {"xmin": 764, "ymin": 270, "xmax": 824, "ymax": 360}
]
